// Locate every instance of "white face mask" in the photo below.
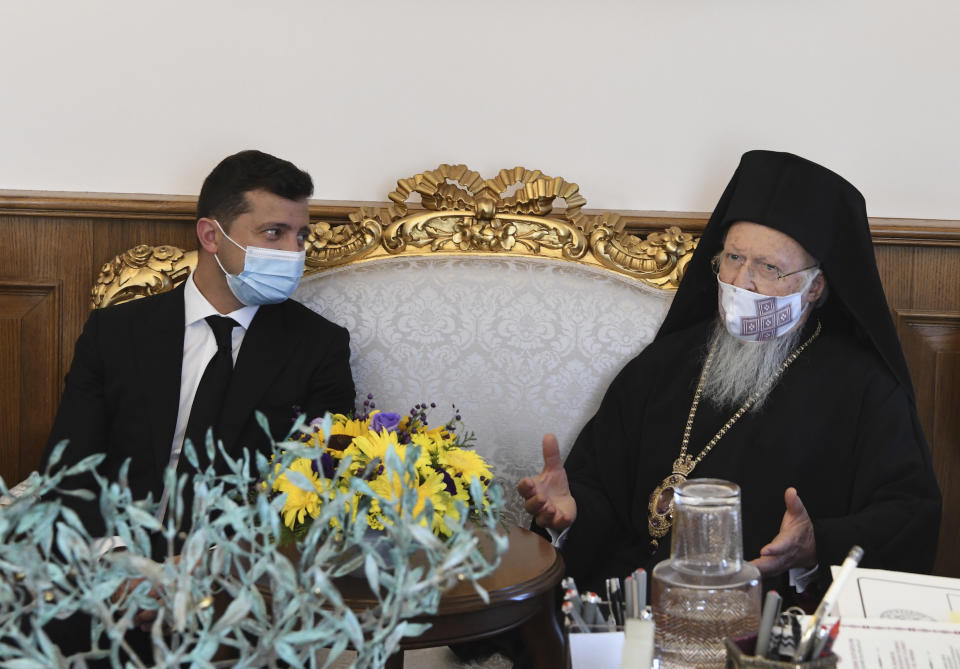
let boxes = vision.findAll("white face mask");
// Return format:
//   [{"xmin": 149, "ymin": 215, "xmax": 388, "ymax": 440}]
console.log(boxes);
[
  {"xmin": 213, "ymin": 220, "xmax": 306, "ymax": 306},
  {"xmin": 717, "ymin": 271, "xmax": 820, "ymax": 342}
]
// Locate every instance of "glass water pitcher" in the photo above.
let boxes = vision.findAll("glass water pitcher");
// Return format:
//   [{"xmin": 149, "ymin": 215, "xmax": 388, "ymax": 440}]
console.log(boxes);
[{"xmin": 651, "ymin": 478, "xmax": 762, "ymax": 669}]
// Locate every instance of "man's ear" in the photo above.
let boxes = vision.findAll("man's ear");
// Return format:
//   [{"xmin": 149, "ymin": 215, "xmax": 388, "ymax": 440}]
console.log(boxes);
[
  {"xmin": 806, "ymin": 273, "xmax": 826, "ymax": 305},
  {"xmin": 197, "ymin": 218, "xmax": 220, "ymax": 254}
]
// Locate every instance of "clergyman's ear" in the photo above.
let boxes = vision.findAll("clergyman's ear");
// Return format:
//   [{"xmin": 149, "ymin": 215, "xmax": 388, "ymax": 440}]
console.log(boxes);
[{"xmin": 808, "ymin": 273, "xmax": 828, "ymax": 307}]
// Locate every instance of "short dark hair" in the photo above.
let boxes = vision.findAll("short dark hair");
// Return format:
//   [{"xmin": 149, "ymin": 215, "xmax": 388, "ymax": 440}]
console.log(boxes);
[{"xmin": 196, "ymin": 150, "xmax": 314, "ymax": 229}]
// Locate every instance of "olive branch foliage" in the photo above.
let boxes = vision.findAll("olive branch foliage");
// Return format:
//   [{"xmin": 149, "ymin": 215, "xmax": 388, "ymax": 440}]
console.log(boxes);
[{"xmin": 0, "ymin": 413, "xmax": 507, "ymax": 668}]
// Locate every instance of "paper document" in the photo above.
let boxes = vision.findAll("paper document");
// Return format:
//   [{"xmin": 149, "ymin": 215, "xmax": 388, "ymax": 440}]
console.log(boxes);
[
  {"xmin": 832, "ymin": 618, "xmax": 960, "ymax": 668},
  {"xmin": 832, "ymin": 566, "xmax": 960, "ymax": 622}
]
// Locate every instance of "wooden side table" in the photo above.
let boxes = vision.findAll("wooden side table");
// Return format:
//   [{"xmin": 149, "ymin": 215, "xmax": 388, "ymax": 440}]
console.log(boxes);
[{"xmin": 338, "ymin": 525, "xmax": 565, "ymax": 669}]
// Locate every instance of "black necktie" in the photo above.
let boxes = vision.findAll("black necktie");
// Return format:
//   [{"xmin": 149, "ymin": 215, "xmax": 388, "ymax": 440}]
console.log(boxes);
[{"xmin": 181, "ymin": 315, "xmax": 238, "ymax": 476}]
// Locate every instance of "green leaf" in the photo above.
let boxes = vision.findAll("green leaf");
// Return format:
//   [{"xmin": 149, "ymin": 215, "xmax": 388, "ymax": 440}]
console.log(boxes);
[
  {"xmin": 125, "ymin": 503, "xmax": 162, "ymax": 533},
  {"xmin": 212, "ymin": 592, "xmax": 251, "ymax": 633},
  {"xmin": 471, "ymin": 580, "xmax": 490, "ymax": 605},
  {"xmin": 279, "ymin": 627, "xmax": 335, "ymax": 645},
  {"xmin": 274, "ymin": 640, "xmax": 300, "ymax": 666},
  {"xmin": 323, "ymin": 637, "xmax": 349, "ymax": 668},
  {"xmin": 283, "ymin": 469, "xmax": 316, "ymax": 492},
  {"xmin": 364, "ymin": 553, "xmax": 380, "ymax": 595},
  {"xmin": 54, "ymin": 522, "xmax": 90, "ymax": 562},
  {"xmin": 43, "ymin": 440, "xmax": 69, "ymax": 471},
  {"xmin": 2, "ymin": 659, "xmax": 51, "ymax": 669}
]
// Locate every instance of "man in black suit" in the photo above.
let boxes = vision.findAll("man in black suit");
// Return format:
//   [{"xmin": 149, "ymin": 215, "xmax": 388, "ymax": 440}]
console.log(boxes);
[
  {"xmin": 43, "ymin": 148, "xmax": 355, "ymax": 556},
  {"xmin": 39, "ymin": 150, "xmax": 355, "ymax": 660}
]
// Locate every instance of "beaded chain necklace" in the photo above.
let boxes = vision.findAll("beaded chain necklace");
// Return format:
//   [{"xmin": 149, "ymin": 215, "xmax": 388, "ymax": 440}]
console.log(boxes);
[{"xmin": 646, "ymin": 320, "xmax": 822, "ymax": 552}]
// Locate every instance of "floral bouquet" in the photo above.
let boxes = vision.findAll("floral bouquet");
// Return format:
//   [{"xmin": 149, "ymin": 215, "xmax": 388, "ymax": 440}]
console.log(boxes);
[{"xmin": 269, "ymin": 397, "xmax": 495, "ymax": 543}]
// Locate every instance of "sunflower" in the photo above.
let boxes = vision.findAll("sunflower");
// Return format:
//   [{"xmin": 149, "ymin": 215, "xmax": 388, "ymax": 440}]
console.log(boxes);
[
  {"xmin": 266, "ymin": 407, "xmax": 495, "ymax": 540},
  {"xmin": 330, "ymin": 414, "xmax": 371, "ymax": 440},
  {"xmin": 408, "ymin": 432, "xmax": 443, "ymax": 469},
  {"xmin": 273, "ymin": 458, "xmax": 328, "ymax": 529},
  {"xmin": 346, "ymin": 429, "xmax": 405, "ymax": 468},
  {"xmin": 437, "ymin": 447, "xmax": 492, "ymax": 483},
  {"xmin": 368, "ymin": 467, "xmax": 447, "ymax": 522},
  {"xmin": 427, "ymin": 487, "xmax": 463, "ymax": 537}
]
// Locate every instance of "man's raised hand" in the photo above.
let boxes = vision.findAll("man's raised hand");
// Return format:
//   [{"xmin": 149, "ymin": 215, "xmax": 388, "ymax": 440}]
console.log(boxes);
[
  {"xmin": 516, "ymin": 433, "xmax": 577, "ymax": 531},
  {"xmin": 750, "ymin": 487, "xmax": 817, "ymax": 577}
]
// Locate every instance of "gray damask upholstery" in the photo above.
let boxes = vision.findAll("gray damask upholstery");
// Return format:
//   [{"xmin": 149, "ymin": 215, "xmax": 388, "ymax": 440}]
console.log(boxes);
[{"xmin": 294, "ymin": 254, "xmax": 673, "ymax": 527}]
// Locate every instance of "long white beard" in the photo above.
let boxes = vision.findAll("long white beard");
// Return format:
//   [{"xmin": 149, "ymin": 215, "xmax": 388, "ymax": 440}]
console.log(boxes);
[{"xmin": 701, "ymin": 317, "xmax": 806, "ymax": 412}]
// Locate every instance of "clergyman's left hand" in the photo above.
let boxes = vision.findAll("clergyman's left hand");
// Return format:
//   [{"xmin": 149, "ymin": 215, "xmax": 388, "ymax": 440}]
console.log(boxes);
[{"xmin": 749, "ymin": 487, "xmax": 817, "ymax": 577}]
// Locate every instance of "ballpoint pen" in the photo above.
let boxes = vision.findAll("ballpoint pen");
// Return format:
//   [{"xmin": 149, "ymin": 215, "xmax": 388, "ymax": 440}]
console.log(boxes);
[
  {"xmin": 606, "ymin": 578, "xmax": 624, "ymax": 626},
  {"xmin": 818, "ymin": 619, "xmax": 840, "ymax": 657},
  {"xmin": 563, "ymin": 599, "xmax": 590, "ymax": 633},
  {"xmin": 809, "ymin": 624, "xmax": 831, "ymax": 659},
  {"xmin": 582, "ymin": 591, "xmax": 607, "ymax": 628},
  {"xmin": 633, "ymin": 568, "xmax": 646, "ymax": 614},
  {"xmin": 564, "ymin": 588, "xmax": 584, "ymax": 621},
  {"xmin": 794, "ymin": 545, "xmax": 862, "ymax": 661},
  {"xmin": 755, "ymin": 590, "xmax": 782, "ymax": 658}
]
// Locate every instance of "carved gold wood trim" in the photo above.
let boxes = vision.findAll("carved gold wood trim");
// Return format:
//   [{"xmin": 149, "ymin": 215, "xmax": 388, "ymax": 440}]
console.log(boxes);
[
  {"xmin": 88, "ymin": 165, "xmax": 703, "ymax": 308},
  {"xmin": 304, "ymin": 164, "xmax": 698, "ymax": 288},
  {"xmin": 90, "ymin": 245, "xmax": 197, "ymax": 309}
]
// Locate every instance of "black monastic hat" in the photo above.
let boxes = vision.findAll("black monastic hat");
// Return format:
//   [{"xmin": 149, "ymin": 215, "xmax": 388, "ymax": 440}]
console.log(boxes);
[{"xmin": 656, "ymin": 150, "xmax": 915, "ymax": 401}]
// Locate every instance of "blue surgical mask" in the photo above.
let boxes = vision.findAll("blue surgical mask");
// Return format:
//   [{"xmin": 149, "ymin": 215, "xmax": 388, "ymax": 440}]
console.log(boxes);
[{"xmin": 213, "ymin": 220, "xmax": 306, "ymax": 306}]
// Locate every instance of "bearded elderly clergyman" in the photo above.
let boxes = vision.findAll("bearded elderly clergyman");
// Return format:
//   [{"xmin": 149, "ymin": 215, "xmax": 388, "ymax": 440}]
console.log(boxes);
[{"xmin": 518, "ymin": 150, "xmax": 942, "ymax": 596}]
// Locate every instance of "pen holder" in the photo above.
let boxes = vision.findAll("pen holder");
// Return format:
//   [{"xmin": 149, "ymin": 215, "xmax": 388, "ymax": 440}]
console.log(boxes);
[
  {"xmin": 724, "ymin": 637, "xmax": 837, "ymax": 669},
  {"xmin": 564, "ymin": 621, "xmax": 625, "ymax": 669}
]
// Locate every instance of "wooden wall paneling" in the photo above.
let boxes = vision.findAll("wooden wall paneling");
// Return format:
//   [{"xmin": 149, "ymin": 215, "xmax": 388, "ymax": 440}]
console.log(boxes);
[
  {"xmin": 47, "ymin": 217, "xmax": 98, "ymax": 381},
  {"xmin": 934, "ymin": 351, "xmax": 960, "ymax": 577},
  {"xmin": 0, "ymin": 212, "xmax": 93, "ymax": 485},
  {"xmin": 875, "ymin": 244, "xmax": 960, "ymax": 313},
  {"xmin": 895, "ymin": 311, "xmax": 960, "ymax": 578},
  {"xmin": 0, "ymin": 281, "xmax": 60, "ymax": 485},
  {"xmin": 0, "ymin": 213, "xmax": 95, "ymax": 386},
  {"xmin": 0, "ymin": 317, "xmax": 18, "ymax": 484}
]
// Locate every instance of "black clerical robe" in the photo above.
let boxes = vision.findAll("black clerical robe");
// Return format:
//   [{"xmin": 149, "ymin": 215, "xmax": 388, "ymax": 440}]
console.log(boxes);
[{"xmin": 560, "ymin": 316, "xmax": 941, "ymax": 593}]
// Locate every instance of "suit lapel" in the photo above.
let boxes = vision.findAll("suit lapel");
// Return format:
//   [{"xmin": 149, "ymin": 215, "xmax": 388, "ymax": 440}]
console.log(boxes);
[
  {"xmin": 219, "ymin": 303, "xmax": 294, "ymax": 456},
  {"xmin": 134, "ymin": 285, "xmax": 187, "ymax": 480}
]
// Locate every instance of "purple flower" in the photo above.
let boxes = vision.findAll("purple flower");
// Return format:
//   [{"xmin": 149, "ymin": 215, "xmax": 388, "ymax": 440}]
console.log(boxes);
[
  {"xmin": 320, "ymin": 452, "xmax": 336, "ymax": 479},
  {"xmin": 370, "ymin": 411, "xmax": 402, "ymax": 434},
  {"xmin": 441, "ymin": 470, "xmax": 457, "ymax": 495}
]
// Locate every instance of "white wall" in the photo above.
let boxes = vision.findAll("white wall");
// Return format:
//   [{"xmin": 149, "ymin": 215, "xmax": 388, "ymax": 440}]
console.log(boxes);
[{"xmin": 1, "ymin": 0, "xmax": 958, "ymax": 219}]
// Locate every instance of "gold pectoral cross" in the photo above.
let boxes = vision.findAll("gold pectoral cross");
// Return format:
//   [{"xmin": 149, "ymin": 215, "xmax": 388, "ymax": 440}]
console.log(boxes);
[{"xmin": 647, "ymin": 455, "xmax": 700, "ymax": 553}]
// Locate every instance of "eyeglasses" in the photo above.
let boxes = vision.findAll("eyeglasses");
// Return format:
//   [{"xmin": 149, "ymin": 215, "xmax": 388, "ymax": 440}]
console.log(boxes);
[{"xmin": 711, "ymin": 252, "xmax": 819, "ymax": 283}]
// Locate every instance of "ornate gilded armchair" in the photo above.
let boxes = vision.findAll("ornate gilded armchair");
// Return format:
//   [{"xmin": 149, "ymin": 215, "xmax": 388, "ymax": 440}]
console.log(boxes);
[{"xmin": 77, "ymin": 165, "xmax": 697, "ymax": 526}]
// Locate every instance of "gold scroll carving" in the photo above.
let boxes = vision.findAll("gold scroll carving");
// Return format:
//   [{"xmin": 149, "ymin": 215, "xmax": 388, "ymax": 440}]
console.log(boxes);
[
  {"xmin": 304, "ymin": 164, "xmax": 698, "ymax": 287},
  {"xmin": 90, "ymin": 245, "xmax": 197, "ymax": 309},
  {"xmin": 91, "ymin": 165, "xmax": 699, "ymax": 309}
]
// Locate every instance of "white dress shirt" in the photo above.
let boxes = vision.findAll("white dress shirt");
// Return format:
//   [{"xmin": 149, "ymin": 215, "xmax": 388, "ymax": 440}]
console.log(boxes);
[
  {"xmin": 156, "ymin": 273, "xmax": 258, "ymax": 515},
  {"xmin": 168, "ymin": 275, "xmax": 258, "ymax": 467}
]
